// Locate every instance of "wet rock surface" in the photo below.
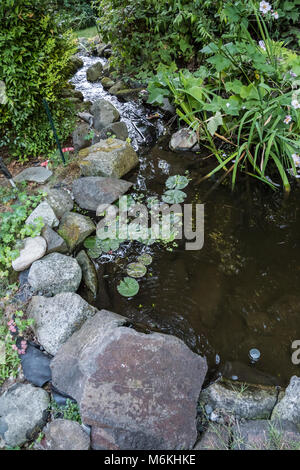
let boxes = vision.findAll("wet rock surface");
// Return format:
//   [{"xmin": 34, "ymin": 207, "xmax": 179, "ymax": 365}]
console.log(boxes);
[
  {"xmin": 28, "ymin": 253, "xmax": 82, "ymax": 296},
  {"xmin": 12, "ymin": 236, "xmax": 47, "ymax": 272},
  {"xmin": 86, "ymin": 61, "xmax": 103, "ymax": 82},
  {"xmin": 58, "ymin": 212, "xmax": 95, "ymax": 251},
  {"xmin": 72, "ymin": 176, "xmax": 133, "ymax": 211},
  {"xmin": 27, "ymin": 292, "xmax": 96, "ymax": 355},
  {"xmin": 0, "ymin": 384, "xmax": 49, "ymax": 448},
  {"xmin": 51, "ymin": 312, "xmax": 207, "ymax": 450},
  {"xmin": 42, "ymin": 419, "xmax": 90, "ymax": 450},
  {"xmin": 78, "ymin": 138, "xmax": 139, "ymax": 178}
]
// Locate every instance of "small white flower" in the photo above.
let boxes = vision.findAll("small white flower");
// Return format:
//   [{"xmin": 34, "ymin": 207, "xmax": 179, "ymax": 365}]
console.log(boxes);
[
  {"xmin": 291, "ymin": 99, "xmax": 300, "ymax": 109},
  {"xmin": 292, "ymin": 153, "xmax": 300, "ymax": 167},
  {"xmin": 290, "ymin": 71, "xmax": 297, "ymax": 78},
  {"xmin": 284, "ymin": 115, "xmax": 292, "ymax": 124},
  {"xmin": 259, "ymin": 1, "xmax": 272, "ymax": 14},
  {"xmin": 226, "ymin": 102, "xmax": 230, "ymax": 108},
  {"xmin": 272, "ymin": 11, "xmax": 279, "ymax": 19},
  {"xmin": 258, "ymin": 40, "xmax": 266, "ymax": 51}
]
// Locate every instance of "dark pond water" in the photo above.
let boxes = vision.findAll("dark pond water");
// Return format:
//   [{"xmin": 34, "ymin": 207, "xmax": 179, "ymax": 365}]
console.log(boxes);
[{"xmin": 74, "ymin": 54, "xmax": 300, "ymax": 387}]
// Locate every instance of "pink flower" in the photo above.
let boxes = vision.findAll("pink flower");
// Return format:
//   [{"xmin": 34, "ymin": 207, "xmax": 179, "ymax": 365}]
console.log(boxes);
[
  {"xmin": 9, "ymin": 326, "xmax": 16, "ymax": 333},
  {"xmin": 62, "ymin": 147, "xmax": 74, "ymax": 153},
  {"xmin": 284, "ymin": 115, "xmax": 292, "ymax": 124},
  {"xmin": 40, "ymin": 160, "xmax": 49, "ymax": 167},
  {"xmin": 12, "ymin": 344, "xmax": 18, "ymax": 351}
]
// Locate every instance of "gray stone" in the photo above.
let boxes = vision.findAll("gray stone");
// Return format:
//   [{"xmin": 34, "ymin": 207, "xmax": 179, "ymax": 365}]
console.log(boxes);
[
  {"xmin": 114, "ymin": 88, "xmax": 144, "ymax": 102},
  {"xmin": 45, "ymin": 188, "xmax": 74, "ymax": 219},
  {"xmin": 96, "ymin": 43, "xmax": 110, "ymax": 57},
  {"xmin": 101, "ymin": 77, "xmax": 115, "ymax": 89},
  {"xmin": 0, "ymin": 80, "xmax": 7, "ymax": 105},
  {"xmin": 0, "ymin": 384, "xmax": 49, "ymax": 448},
  {"xmin": 76, "ymin": 250, "xmax": 98, "ymax": 296},
  {"xmin": 14, "ymin": 167, "xmax": 53, "ymax": 184},
  {"xmin": 72, "ymin": 176, "xmax": 132, "ymax": 212},
  {"xmin": 272, "ymin": 376, "xmax": 300, "ymax": 425},
  {"xmin": 98, "ymin": 122, "xmax": 128, "ymax": 141},
  {"xmin": 41, "ymin": 225, "xmax": 68, "ymax": 254},
  {"xmin": 58, "ymin": 212, "xmax": 95, "ymax": 251},
  {"xmin": 108, "ymin": 80, "xmax": 126, "ymax": 95},
  {"xmin": 77, "ymin": 112, "xmax": 94, "ymax": 126},
  {"xmin": 232, "ymin": 419, "xmax": 300, "ymax": 450},
  {"xmin": 78, "ymin": 138, "xmax": 138, "ymax": 178},
  {"xmin": 42, "ymin": 419, "xmax": 90, "ymax": 450},
  {"xmin": 26, "ymin": 201, "xmax": 59, "ymax": 228},
  {"xmin": 67, "ymin": 55, "xmax": 84, "ymax": 76},
  {"xmin": 72, "ymin": 122, "xmax": 92, "ymax": 152},
  {"xmin": 90, "ymin": 99, "xmax": 120, "ymax": 132},
  {"xmin": 169, "ymin": 128, "xmax": 200, "ymax": 152},
  {"xmin": 199, "ymin": 380, "xmax": 279, "ymax": 420},
  {"xmin": 51, "ymin": 313, "xmax": 207, "ymax": 450},
  {"xmin": 194, "ymin": 423, "xmax": 230, "ymax": 450},
  {"xmin": 12, "ymin": 236, "xmax": 47, "ymax": 272},
  {"xmin": 27, "ymin": 293, "xmax": 97, "ymax": 355},
  {"xmin": 86, "ymin": 61, "xmax": 103, "ymax": 82},
  {"xmin": 28, "ymin": 253, "xmax": 82, "ymax": 296}
]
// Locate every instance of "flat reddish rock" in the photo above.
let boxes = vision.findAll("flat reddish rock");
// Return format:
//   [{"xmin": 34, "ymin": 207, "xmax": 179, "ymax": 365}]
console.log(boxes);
[{"xmin": 51, "ymin": 311, "xmax": 207, "ymax": 450}]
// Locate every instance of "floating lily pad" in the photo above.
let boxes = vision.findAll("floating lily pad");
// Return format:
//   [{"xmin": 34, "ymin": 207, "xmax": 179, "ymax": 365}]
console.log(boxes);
[
  {"xmin": 162, "ymin": 189, "xmax": 187, "ymax": 204},
  {"xmin": 137, "ymin": 254, "xmax": 153, "ymax": 266},
  {"xmin": 126, "ymin": 262, "xmax": 147, "ymax": 278},
  {"xmin": 117, "ymin": 277, "xmax": 140, "ymax": 297},
  {"xmin": 165, "ymin": 175, "xmax": 190, "ymax": 190}
]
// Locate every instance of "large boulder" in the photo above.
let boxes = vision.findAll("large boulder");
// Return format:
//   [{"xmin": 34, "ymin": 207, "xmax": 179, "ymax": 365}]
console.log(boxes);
[
  {"xmin": 45, "ymin": 188, "xmax": 74, "ymax": 219},
  {"xmin": 90, "ymin": 100, "xmax": 119, "ymax": 132},
  {"xmin": 42, "ymin": 419, "xmax": 90, "ymax": 450},
  {"xmin": 78, "ymin": 138, "xmax": 138, "ymax": 178},
  {"xmin": 27, "ymin": 293, "xmax": 97, "ymax": 355},
  {"xmin": 58, "ymin": 212, "xmax": 95, "ymax": 252},
  {"xmin": 26, "ymin": 201, "xmax": 59, "ymax": 228},
  {"xmin": 51, "ymin": 312, "xmax": 208, "ymax": 450},
  {"xmin": 199, "ymin": 379, "xmax": 280, "ymax": 421},
  {"xmin": 72, "ymin": 176, "xmax": 133, "ymax": 211},
  {"xmin": 0, "ymin": 384, "xmax": 49, "ymax": 448},
  {"xmin": 86, "ymin": 61, "xmax": 103, "ymax": 82},
  {"xmin": 271, "ymin": 376, "xmax": 300, "ymax": 425},
  {"xmin": 28, "ymin": 253, "xmax": 82, "ymax": 296},
  {"xmin": 12, "ymin": 236, "xmax": 47, "ymax": 272}
]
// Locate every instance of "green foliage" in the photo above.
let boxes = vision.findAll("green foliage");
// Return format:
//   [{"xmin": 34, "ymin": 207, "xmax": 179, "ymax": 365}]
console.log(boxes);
[
  {"xmin": 117, "ymin": 277, "xmax": 140, "ymax": 297},
  {"xmin": 137, "ymin": 254, "xmax": 153, "ymax": 266},
  {"xmin": 50, "ymin": 399, "xmax": 82, "ymax": 423},
  {"xmin": 0, "ymin": 184, "xmax": 45, "ymax": 278},
  {"xmin": 126, "ymin": 262, "xmax": 147, "ymax": 278},
  {"xmin": 0, "ymin": 0, "xmax": 77, "ymax": 159},
  {"xmin": 49, "ymin": 0, "xmax": 96, "ymax": 30},
  {"xmin": 165, "ymin": 175, "xmax": 190, "ymax": 190},
  {"xmin": 0, "ymin": 309, "xmax": 34, "ymax": 386}
]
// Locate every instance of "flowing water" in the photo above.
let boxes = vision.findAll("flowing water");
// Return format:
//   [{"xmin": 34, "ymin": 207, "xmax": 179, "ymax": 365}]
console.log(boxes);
[{"xmin": 73, "ymin": 54, "xmax": 300, "ymax": 387}]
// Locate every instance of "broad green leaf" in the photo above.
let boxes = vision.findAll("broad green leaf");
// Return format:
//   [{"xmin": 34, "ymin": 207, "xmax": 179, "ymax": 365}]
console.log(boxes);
[{"xmin": 117, "ymin": 277, "xmax": 140, "ymax": 297}]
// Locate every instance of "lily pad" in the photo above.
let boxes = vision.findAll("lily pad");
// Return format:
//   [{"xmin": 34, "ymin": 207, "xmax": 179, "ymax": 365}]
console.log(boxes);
[
  {"xmin": 165, "ymin": 175, "xmax": 190, "ymax": 190},
  {"xmin": 117, "ymin": 277, "xmax": 140, "ymax": 297},
  {"xmin": 126, "ymin": 262, "xmax": 147, "ymax": 278},
  {"xmin": 162, "ymin": 189, "xmax": 187, "ymax": 204},
  {"xmin": 137, "ymin": 254, "xmax": 153, "ymax": 266}
]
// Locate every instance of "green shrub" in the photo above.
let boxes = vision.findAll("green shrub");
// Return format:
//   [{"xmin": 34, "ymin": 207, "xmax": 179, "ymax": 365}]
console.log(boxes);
[
  {"xmin": 0, "ymin": 0, "xmax": 77, "ymax": 160},
  {"xmin": 49, "ymin": 0, "xmax": 96, "ymax": 30}
]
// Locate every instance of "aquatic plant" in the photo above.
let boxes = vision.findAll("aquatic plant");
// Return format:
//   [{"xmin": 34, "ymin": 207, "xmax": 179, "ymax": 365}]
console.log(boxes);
[{"xmin": 117, "ymin": 277, "xmax": 140, "ymax": 297}]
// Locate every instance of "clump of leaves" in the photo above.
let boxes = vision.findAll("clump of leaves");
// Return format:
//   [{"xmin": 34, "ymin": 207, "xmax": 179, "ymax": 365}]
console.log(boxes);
[
  {"xmin": 165, "ymin": 175, "xmax": 190, "ymax": 190},
  {"xmin": 83, "ymin": 236, "xmax": 122, "ymax": 258},
  {"xmin": 117, "ymin": 277, "xmax": 140, "ymax": 297},
  {"xmin": 50, "ymin": 399, "xmax": 82, "ymax": 424},
  {"xmin": 162, "ymin": 189, "xmax": 187, "ymax": 204}
]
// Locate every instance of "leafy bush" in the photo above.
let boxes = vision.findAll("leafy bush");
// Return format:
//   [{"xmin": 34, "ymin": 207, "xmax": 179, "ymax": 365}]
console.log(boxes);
[
  {"xmin": 148, "ymin": 3, "xmax": 300, "ymax": 191},
  {"xmin": 0, "ymin": 0, "xmax": 77, "ymax": 160},
  {"xmin": 49, "ymin": 0, "xmax": 96, "ymax": 30}
]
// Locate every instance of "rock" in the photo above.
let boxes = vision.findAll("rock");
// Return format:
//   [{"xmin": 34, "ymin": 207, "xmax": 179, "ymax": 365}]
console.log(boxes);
[
  {"xmin": 86, "ymin": 62, "xmax": 103, "ymax": 82},
  {"xmin": 41, "ymin": 225, "xmax": 68, "ymax": 255},
  {"xmin": 0, "ymin": 80, "xmax": 7, "ymax": 105},
  {"xmin": 199, "ymin": 380, "xmax": 279, "ymax": 420},
  {"xmin": 72, "ymin": 176, "xmax": 133, "ymax": 212},
  {"xmin": 28, "ymin": 253, "xmax": 82, "ymax": 296},
  {"xmin": 271, "ymin": 376, "xmax": 300, "ymax": 425},
  {"xmin": 194, "ymin": 423, "xmax": 230, "ymax": 450},
  {"xmin": 0, "ymin": 384, "xmax": 49, "ymax": 448},
  {"xmin": 114, "ymin": 88, "xmax": 144, "ymax": 101},
  {"xmin": 12, "ymin": 236, "xmax": 47, "ymax": 272},
  {"xmin": 42, "ymin": 419, "xmax": 90, "ymax": 450},
  {"xmin": 96, "ymin": 43, "xmax": 110, "ymax": 57},
  {"xmin": 67, "ymin": 55, "xmax": 84, "ymax": 76},
  {"xmin": 169, "ymin": 128, "xmax": 200, "ymax": 152},
  {"xmin": 26, "ymin": 201, "xmax": 59, "ymax": 228},
  {"xmin": 58, "ymin": 212, "xmax": 95, "ymax": 251},
  {"xmin": 103, "ymin": 48, "xmax": 112, "ymax": 58},
  {"xmin": 78, "ymin": 138, "xmax": 138, "ymax": 178},
  {"xmin": 78, "ymin": 112, "xmax": 94, "ymax": 125},
  {"xmin": 76, "ymin": 250, "xmax": 98, "ymax": 296},
  {"xmin": 102, "ymin": 62, "xmax": 115, "ymax": 77},
  {"xmin": 27, "ymin": 293, "xmax": 97, "ymax": 356},
  {"xmin": 20, "ymin": 342, "xmax": 52, "ymax": 387},
  {"xmin": 45, "ymin": 188, "xmax": 74, "ymax": 219},
  {"xmin": 14, "ymin": 166, "xmax": 53, "ymax": 184},
  {"xmin": 101, "ymin": 77, "xmax": 115, "ymax": 89},
  {"xmin": 108, "ymin": 80, "xmax": 126, "ymax": 95},
  {"xmin": 98, "ymin": 122, "xmax": 128, "ymax": 141},
  {"xmin": 51, "ymin": 312, "xmax": 208, "ymax": 450},
  {"xmin": 231, "ymin": 419, "xmax": 300, "ymax": 450},
  {"xmin": 72, "ymin": 122, "xmax": 92, "ymax": 152},
  {"xmin": 90, "ymin": 99, "xmax": 120, "ymax": 132}
]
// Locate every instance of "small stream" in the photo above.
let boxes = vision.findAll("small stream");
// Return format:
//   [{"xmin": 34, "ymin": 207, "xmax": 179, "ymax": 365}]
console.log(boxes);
[{"xmin": 73, "ymin": 54, "xmax": 300, "ymax": 388}]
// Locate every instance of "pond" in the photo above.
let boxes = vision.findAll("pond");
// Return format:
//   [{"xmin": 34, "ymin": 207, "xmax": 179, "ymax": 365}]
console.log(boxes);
[{"xmin": 74, "ymin": 53, "xmax": 300, "ymax": 388}]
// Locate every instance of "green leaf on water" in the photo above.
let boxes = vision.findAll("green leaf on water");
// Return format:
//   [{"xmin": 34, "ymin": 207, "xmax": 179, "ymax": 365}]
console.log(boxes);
[
  {"xmin": 117, "ymin": 277, "xmax": 140, "ymax": 297},
  {"xmin": 165, "ymin": 175, "xmax": 190, "ymax": 190},
  {"xmin": 137, "ymin": 254, "xmax": 153, "ymax": 266},
  {"xmin": 126, "ymin": 262, "xmax": 147, "ymax": 278},
  {"xmin": 162, "ymin": 189, "xmax": 187, "ymax": 204}
]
